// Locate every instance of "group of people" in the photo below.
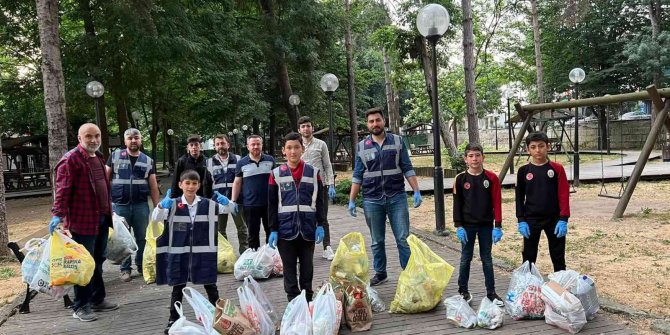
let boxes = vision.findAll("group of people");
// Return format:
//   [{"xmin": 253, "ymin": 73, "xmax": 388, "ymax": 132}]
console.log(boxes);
[{"xmin": 47, "ymin": 107, "xmax": 570, "ymax": 331}]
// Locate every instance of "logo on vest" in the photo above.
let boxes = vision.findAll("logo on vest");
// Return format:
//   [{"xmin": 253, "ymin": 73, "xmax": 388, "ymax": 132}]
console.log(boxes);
[
  {"xmin": 483, "ymin": 180, "xmax": 490, "ymax": 188},
  {"xmin": 280, "ymin": 165, "xmax": 288, "ymax": 171},
  {"xmin": 365, "ymin": 139, "xmax": 372, "ymax": 145},
  {"xmin": 526, "ymin": 173, "xmax": 534, "ymax": 181},
  {"xmin": 547, "ymin": 170, "xmax": 555, "ymax": 178},
  {"xmin": 177, "ymin": 202, "xmax": 185, "ymax": 209},
  {"xmin": 464, "ymin": 182, "xmax": 471, "ymax": 190},
  {"xmin": 121, "ymin": 151, "xmax": 127, "ymax": 157}
]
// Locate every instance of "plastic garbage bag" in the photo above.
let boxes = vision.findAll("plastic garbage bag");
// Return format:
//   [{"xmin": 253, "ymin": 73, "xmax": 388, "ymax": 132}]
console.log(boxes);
[
  {"xmin": 505, "ymin": 261, "xmax": 545, "ymax": 320},
  {"xmin": 28, "ymin": 237, "xmax": 73, "ymax": 299},
  {"xmin": 237, "ymin": 281, "xmax": 276, "ymax": 335},
  {"xmin": 21, "ymin": 238, "xmax": 47, "ymax": 284},
  {"xmin": 234, "ymin": 246, "xmax": 274, "ymax": 280},
  {"xmin": 169, "ymin": 301, "xmax": 207, "ymax": 335},
  {"xmin": 268, "ymin": 245, "xmax": 283, "ymax": 276},
  {"xmin": 312, "ymin": 283, "xmax": 338, "ymax": 335},
  {"xmin": 142, "ymin": 219, "xmax": 163, "ymax": 284},
  {"xmin": 389, "ymin": 234, "xmax": 454, "ymax": 313},
  {"xmin": 182, "ymin": 287, "xmax": 216, "ymax": 335},
  {"xmin": 444, "ymin": 295, "xmax": 477, "ymax": 329},
  {"xmin": 49, "ymin": 230, "xmax": 95, "ymax": 286},
  {"xmin": 329, "ymin": 232, "xmax": 369, "ymax": 287},
  {"xmin": 476, "ymin": 297, "xmax": 505, "ymax": 329},
  {"xmin": 213, "ymin": 299, "xmax": 256, "ymax": 335},
  {"xmin": 217, "ymin": 233, "xmax": 237, "ymax": 274},
  {"xmin": 107, "ymin": 214, "xmax": 138, "ymax": 263},
  {"xmin": 243, "ymin": 276, "xmax": 279, "ymax": 329},
  {"xmin": 366, "ymin": 286, "xmax": 385, "ymax": 312},
  {"xmin": 573, "ymin": 275, "xmax": 599, "ymax": 320},
  {"xmin": 541, "ymin": 281, "xmax": 587, "ymax": 334},
  {"xmin": 281, "ymin": 290, "xmax": 313, "ymax": 335},
  {"xmin": 548, "ymin": 269, "xmax": 581, "ymax": 292}
]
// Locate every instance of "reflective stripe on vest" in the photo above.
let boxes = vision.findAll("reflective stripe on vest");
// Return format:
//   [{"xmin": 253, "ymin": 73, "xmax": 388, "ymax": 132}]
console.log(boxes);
[
  {"xmin": 110, "ymin": 150, "xmax": 152, "ymax": 204},
  {"xmin": 358, "ymin": 134, "xmax": 403, "ymax": 179},
  {"xmin": 155, "ymin": 199, "xmax": 217, "ymax": 255},
  {"xmin": 207, "ymin": 154, "xmax": 239, "ymax": 191},
  {"xmin": 273, "ymin": 164, "xmax": 319, "ymax": 240}
]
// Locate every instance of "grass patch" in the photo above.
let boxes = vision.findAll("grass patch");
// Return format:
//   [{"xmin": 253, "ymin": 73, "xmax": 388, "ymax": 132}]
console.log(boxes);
[{"xmin": 0, "ymin": 267, "xmax": 17, "ymax": 280}]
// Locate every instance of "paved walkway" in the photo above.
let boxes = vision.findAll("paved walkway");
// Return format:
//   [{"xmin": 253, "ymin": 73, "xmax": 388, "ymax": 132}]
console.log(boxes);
[{"xmin": 0, "ymin": 206, "xmax": 631, "ymax": 335}]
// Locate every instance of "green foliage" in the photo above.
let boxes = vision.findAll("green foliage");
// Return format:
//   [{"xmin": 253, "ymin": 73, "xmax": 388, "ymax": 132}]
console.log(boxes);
[
  {"xmin": 0, "ymin": 267, "xmax": 16, "ymax": 280},
  {"xmin": 448, "ymin": 153, "xmax": 468, "ymax": 172},
  {"xmin": 334, "ymin": 179, "xmax": 362, "ymax": 207}
]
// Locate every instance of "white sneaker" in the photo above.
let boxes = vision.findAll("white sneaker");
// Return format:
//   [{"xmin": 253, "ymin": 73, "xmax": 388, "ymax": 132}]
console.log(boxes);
[{"xmin": 323, "ymin": 246, "xmax": 335, "ymax": 261}]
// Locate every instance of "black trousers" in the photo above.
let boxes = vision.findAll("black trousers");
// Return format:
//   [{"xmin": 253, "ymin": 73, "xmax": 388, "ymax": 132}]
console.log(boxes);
[
  {"xmin": 277, "ymin": 235, "xmax": 315, "ymax": 302},
  {"xmin": 321, "ymin": 186, "xmax": 331, "ymax": 249},
  {"xmin": 244, "ymin": 205, "xmax": 270, "ymax": 249},
  {"xmin": 522, "ymin": 216, "xmax": 566, "ymax": 272},
  {"xmin": 169, "ymin": 283, "xmax": 219, "ymax": 321}
]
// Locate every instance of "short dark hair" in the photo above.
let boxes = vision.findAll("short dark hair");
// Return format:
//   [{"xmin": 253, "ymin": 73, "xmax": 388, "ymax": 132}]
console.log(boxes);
[
  {"xmin": 214, "ymin": 134, "xmax": 229, "ymax": 143},
  {"xmin": 179, "ymin": 169, "xmax": 200, "ymax": 182},
  {"xmin": 297, "ymin": 116, "xmax": 312, "ymax": 126},
  {"xmin": 186, "ymin": 134, "xmax": 201, "ymax": 144},
  {"xmin": 525, "ymin": 131, "xmax": 550, "ymax": 146},
  {"xmin": 464, "ymin": 143, "xmax": 484, "ymax": 156},
  {"xmin": 246, "ymin": 134, "xmax": 263, "ymax": 144},
  {"xmin": 283, "ymin": 132, "xmax": 303, "ymax": 146},
  {"xmin": 365, "ymin": 107, "xmax": 384, "ymax": 119}
]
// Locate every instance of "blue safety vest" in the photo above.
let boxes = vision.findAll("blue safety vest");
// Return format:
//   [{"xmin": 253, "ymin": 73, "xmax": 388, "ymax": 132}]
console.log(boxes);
[
  {"xmin": 272, "ymin": 163, "xmax": 319, "ymax": 241},
  {"xmin": 206, "ymin": 154, "xmax": 240, "ymax": 198},
  {"xmin": 110, "ymin": 150, "xmax": 153, "ymax": 205},
  {"xmin": 357, "ymin": 134, "xmax": 405, "ymax": 200},
  {"xmin": 155, "ymin": 198, "xmax": 219, "ymax": 286}
]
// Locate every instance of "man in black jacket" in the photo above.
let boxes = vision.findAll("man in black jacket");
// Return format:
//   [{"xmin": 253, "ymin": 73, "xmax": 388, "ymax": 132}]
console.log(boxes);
[{"xmin": 171, "ymin": 135, "xmax": 212, "ymax": 198}]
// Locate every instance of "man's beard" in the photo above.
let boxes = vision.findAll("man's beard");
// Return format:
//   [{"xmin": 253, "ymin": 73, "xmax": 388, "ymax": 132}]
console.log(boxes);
[
  {"xmin": 83, "ymin": 143, "xmax": 100, "ymax": 153},
  {"xmin": 217, "ymin": 148, "xmax": 228, "ymax": 156},
  {"xmin": 128, "ymin": 144, "xmax": 140, "ymax": 153},
  {"xmin": 370, "ymin": 126, "xmax": 384, "ymax": 135}
]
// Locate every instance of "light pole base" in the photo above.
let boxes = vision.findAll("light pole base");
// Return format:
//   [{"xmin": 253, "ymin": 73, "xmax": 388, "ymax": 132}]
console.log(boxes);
[{"xmin": 433, "ymin": 229, "xmax": 450, "ymax": 237}]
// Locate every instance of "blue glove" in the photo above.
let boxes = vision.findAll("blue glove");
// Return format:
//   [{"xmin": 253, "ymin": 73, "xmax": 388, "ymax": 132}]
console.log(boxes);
[
  {"xmin": 348, "ymin": 200, "xmax": 357, "ymax": 217},
  {"xmin": 413, "ymin": 191, "xmax": 422, "ymax": 208},
  {"xmin": 214, "ymin": 191, "xmax": 229, "ymax": 205},
  {"xmin": 554, "ymin": 220, "xmax": 568, "ymax": 238},
  {"xmin": 230, "ymin": 201, "xmax": 239, "ymax": 216},
  {"xmin": 315, "ymin": 226, "xmax": 324, "ymax": 244},
  {"xmin": 518, "ymin": 221, "xmax": 530, "ymax": 239},
  {"xmin": 328, "ymin": 185, "xmax": 336, "ymax": 200},
  {"xmin": 493, "ymin": 227, "xmax": 504, "ymax": 244},
  {"xmin": 159, "ymin": 189, "xmax": 174, "ymax": 209},
  {"xmin": 268, "ymin": 231, "xmax": 278, "ymax": 249},
  {"xmin": 456, "ymin": 227, "xmax": 468, "ymax": 244},
  {"xmin": 49, "ymin": 216, "xmax": 62, "ymax": 234}
]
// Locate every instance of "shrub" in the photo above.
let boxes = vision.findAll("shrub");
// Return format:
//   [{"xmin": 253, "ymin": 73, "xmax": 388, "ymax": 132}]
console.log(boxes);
[{"xmin": 334, "ymin": 179, "xmax": 363, "ymax": 207}]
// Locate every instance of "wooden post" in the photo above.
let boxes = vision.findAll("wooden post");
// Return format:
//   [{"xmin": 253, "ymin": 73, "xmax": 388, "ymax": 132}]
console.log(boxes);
[
  {"xmin": 613, "ymin": 91, "xmax": 669, "ymax": 218},
  {"xmin": 498, "ymin": 103, "xmax": 532, "ymax": 183}
]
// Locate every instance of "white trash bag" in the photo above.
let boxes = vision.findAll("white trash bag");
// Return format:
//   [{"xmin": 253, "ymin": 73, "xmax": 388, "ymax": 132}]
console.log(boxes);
[
  {"xmin": 541, "ymin": 281, "xmax": 587, "ymax": 334},
  {"xmin": 548, "ymin": 269, "xmax": 581, "ymax": 292},
  {"xmin": 28, "ymin": 237, "xmax": 72, "ymax": 299},
  {"xmin": 243, "ymin": 276, "xmax": 279, "ymax": 328},
  {"xmin": 237, "ymin": 282, "xmax": 276, "ymax": 335},
  {"xmin": 182, "ymin": 287, "xmax": 216, "ymax": 335},
  {"xmin": 444, "ymin": 295, "xmax": 477, "ymax": 329},
  {"xmin": 281, "ymin": 290, "xmax": 313, "ymax": 335},
  {"xmin": 505, "ymin": 261, "xmax": 545, "ymax": 320},
  {"xmin": 573, "ymin": 275, "xmax": 599, "ymax": 321},
  {"xmin": 312, "ymin": 283, "xmax": 338, "ymax": 335},
  {"xmin": 21, "ymin": 238, "xmax": 47, "ymax": 284},
  {"xmin": 476, "ymin": 298, "xmax": 504, "ymax": 329},
  {"xmin": 107, "ymin": 214, "xmax": 138, "ymax": 263},
  {"xmin": 169, "ymin": 301, "xmax": 208, "ymax": 335}
]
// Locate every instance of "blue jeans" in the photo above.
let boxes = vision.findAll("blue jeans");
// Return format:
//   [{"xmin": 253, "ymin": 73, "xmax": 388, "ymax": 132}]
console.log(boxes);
[
  {"xmin": 458, "ymin": 224, "xmax": 495, "ymax": 293},
  {"xmin": 362, "ymin": 193, "xmax": 411, "ymax": 275},
  {"xmin": 113, "ymin": 203, "xmax": 149, "ymax": 273},
  {"xmin": 70, "ymin": 216, "xmax": 109, "ymax": 311}
]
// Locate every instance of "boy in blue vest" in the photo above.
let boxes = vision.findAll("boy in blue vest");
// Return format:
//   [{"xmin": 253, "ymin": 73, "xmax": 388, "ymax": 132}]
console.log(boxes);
[
  {"xmin": 268, "ymin": 132, "xmax": 325, "ymax": 302},
  {"xmin": 453, "ymin": 143, "xmax": 504, "ymax": 306},
  {"xmin": 152, "ymin": 169, "xmax": 236, "ymax": 333}
]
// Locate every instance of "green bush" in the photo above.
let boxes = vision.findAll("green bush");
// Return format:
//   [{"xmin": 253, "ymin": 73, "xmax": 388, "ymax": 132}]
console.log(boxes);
[
  {"xmin": 334, "ymin": 179, "xmax": 363, "ymax": 207},
  {"xmin": 448, "ymin": 153, "xmax": 467, "ymax": 172}
]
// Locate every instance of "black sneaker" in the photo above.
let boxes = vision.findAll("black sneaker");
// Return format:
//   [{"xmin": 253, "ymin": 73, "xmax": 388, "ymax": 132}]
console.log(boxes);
[
  {"xmin": 370, "ymin": 273, "xmax": 388, "ymax": 286},
  {"xmin": 487, "ymin": 292, "xmax": 504, "ymax": 307},
  {"xmin": 164, "ymin": 320, "xmax": 175, "ymax": 334},
  {"xmin": 460, "ymin": 291, "xmax": 472, "ymax": 303}
]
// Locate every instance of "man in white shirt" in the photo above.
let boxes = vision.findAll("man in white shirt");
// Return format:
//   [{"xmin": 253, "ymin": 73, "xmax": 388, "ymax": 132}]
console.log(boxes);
[{"xmin": 298, "ymin": 116, "xmax": 336, "ymax": 260}]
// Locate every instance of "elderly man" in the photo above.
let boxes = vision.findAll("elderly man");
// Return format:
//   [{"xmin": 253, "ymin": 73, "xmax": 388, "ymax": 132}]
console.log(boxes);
[
  {"xmin": 50, "ymin": 123, "xmax": 119, "ymax": 322},
  {"xmin": 106, "ymin": 128, "xmax": 160, "ymax": 282}
]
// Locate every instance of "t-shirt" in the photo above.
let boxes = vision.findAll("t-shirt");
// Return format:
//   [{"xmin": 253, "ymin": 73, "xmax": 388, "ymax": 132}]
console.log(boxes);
[
  {"xmin": 236, "ymin": 154, "xmax": 275, "ymax": 207},
  {"xmin": 515, "ymin": 160, "xmax": 571, "ymax": 222},
  {"xmin": 453, "ymin": 169, "xmax": 502, "ymax": 227},
  {"xmin": 89, "ymin": 156, "xmax": 110, "ymax": 215}
]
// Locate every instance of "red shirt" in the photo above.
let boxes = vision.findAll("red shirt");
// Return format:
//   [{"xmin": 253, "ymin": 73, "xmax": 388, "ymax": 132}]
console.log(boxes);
[
  {"xmin": 268, "ymin": 160, "xmax": 322, "ymax": 186},
  {"xmin": 52, "ymin": 145, "xmax": 112, "ymax": 235}
]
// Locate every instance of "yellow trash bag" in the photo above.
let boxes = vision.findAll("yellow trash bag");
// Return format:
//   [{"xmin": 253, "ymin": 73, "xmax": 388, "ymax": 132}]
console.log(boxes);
[
  {"xmin": 49, "ymin": 230, "xmax": 95, "ymax": 286},
  {"xmin": 142, "ymin": 219, "xmax": 164, "ymax": 284},
  {"xmin": 329, "ymin": 232, "xmax": 369, "ymax": 287},
  {"xmin": 389, "ymin": 234, "xmax": 454, "ymax": 313},
  {"xmin": 217, "ymin": 233, "xmax": 237, "ymax": 274}
]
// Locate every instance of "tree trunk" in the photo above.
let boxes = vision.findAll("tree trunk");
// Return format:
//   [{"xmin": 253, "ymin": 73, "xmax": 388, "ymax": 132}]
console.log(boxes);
[
  {"xmin": 383, "ymin": 47, "xmax": 400, "ymax": 134},
  {"xmin": 0, "ymin": 137, "xmax": 8, "ymax": 257},
  {"xmin": 416, "ymin": 37, "xmax": 458, "ymax": 156},
  {"xmin": 345, "ymin": 0, "xmax": 357, "ymax": 170},
  {"xmin": 649, "ymin": 0, "xmax": 662, "ymax": 87},
  {"xmin": 462, "ymin": 0, "xmax": 480, "ymax": 144},
  {"xmin": 112, "ymin": 65, "xmax": 129, "ymax": 134},
  {"xmin": 530, "ymin": 0, "xmax": 545, "ymax": 103},
  {"xmin": 259, "ymin": 0, "xmax": 298, "ymax": 131},
  {"xmin": 36, "ymin": 0, "xmax": 68, "ymax": 175}
]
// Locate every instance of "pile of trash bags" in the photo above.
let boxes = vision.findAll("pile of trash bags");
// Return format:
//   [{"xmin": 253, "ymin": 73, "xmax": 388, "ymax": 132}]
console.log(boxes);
[
  {"xmin": 107, "ymin": 214, "xmax": 138, "ymax": 264},
  {"xmin": 444, "ymin": 295, "xmax": 504, "ymax": 330},
  {"xmin": 217, "ymin": 233, "xmax": 237, "ymax": 274},
  {"xmin": 234, "ymin": 245, "xmax": 283, "ymax": 280},
  {"xmin": 389, "ymin": 234, "xmax": 454, "ymax": 313}
]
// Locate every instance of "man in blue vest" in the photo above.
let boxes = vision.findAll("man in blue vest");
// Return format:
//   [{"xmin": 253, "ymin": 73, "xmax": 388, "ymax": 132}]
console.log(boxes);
[
  {"xmin": 348, "ymin": 108, "xmax": 423, "ymax": 286},
  {"xmin": 207, "ymin": 134, "xmax": 248, "ymax": 254},
  {"xmin": 106, "ymin": 128, "xmax": 160, "ymax": 282},
  {"xmin": 268, "ymin": 132, "xmax": 325, "ymax": 302}
]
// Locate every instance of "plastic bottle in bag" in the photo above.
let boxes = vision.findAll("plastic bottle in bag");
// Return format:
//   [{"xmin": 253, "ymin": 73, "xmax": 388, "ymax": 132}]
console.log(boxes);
[{"xmin": 573, "ymin": 275, "xmax": 599, "ymax": 320}]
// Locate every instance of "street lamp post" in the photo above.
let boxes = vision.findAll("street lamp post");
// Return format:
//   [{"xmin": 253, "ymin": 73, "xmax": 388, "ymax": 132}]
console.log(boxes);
[
  {"xmin": 86, "ymin": 80, "xmax": 109, "ymax": 157},
  {"xmin": 569, "ymin": 67, "xmax": 586, "ymax": 186},
  {"xmin": 289, "ymin": 94, "xmax": 301, "ymax": 119},
  {"xmin": 417, "ymin": 3, "xmax": 450, "ymax": 237},
  {"xmin": 232, "ymin": 128, "xmax": 239, "ymax": 154},
  {"xmin": 493, "ymin": 113, "xmax": 499, "ymax": 151},
  {"xmin": 131, "ymin": 111, "xmax": 141, "ymax": 129},
  {"xmin": 504, "ymin": 89, "xmax": 514, "ymax": 174},
  {"xmin": 320, "ymin": 74, "xmax": 339, "ymax": 163}
]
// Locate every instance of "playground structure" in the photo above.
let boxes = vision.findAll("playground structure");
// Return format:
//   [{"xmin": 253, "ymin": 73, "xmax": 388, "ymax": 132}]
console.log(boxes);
[{"xmin": 499, "ymin": 85, "xmax": 670, "ymax": 219}]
